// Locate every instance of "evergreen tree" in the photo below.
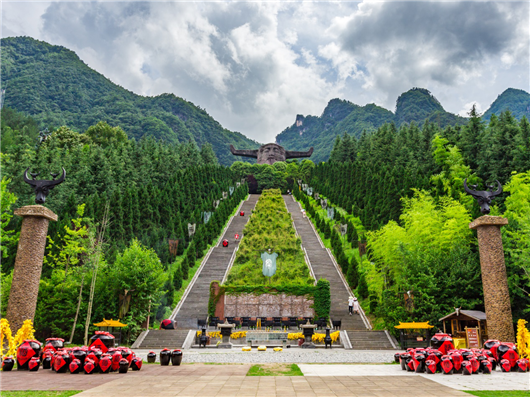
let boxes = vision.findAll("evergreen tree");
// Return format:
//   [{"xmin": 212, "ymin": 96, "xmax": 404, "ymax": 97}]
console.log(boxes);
[
  {"xmin": 347, "ymin": 256, "xmax": 359, "ymax": 289},
  {"xmin": 173, "ymin": 265, "xmax": 183, "ymax": 291},
  {"xmin": 356, "ymin": 272, "xmax": 369, "ymax": 299}
]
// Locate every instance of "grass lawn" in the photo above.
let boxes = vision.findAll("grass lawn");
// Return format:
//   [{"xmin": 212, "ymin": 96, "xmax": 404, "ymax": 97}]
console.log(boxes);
[
  {"xmin": 2, "ymin": 392, "xmax": 81, "ymax": 397},
  {"xmin": 465, "ymin": 392, "xmax": 529, "ymax": 397},
  {"xmin": 247, "ymin": 363, "xmax": 303, "ymax": 376}
]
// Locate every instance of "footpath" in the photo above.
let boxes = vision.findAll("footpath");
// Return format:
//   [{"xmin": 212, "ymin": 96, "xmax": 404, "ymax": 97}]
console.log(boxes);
[
  {"xmin": 283, "ymin": 195, "xmax": 396, "ymax": 350},
  {"xmin": 135, "ymin": 195, "xmax": 260, "ymax": 349},
  {"xmin": 6, "ymin": 362, "xmax": 527, "ymax": 396}
]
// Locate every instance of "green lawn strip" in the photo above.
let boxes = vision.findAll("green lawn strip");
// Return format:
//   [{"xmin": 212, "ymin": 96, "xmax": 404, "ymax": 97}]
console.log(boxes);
[
  {"xmin": 2, "ymin": 392, "xmax": 81, "ymax": 397},
  {"xmin": 464, "ymin": 392, "xmax": 529, "ymax": 397},
  {"xmin": 170, "ymin": 195, "xmax": 249, "ymax": 311},
  {"xmin": 247, "ymin": 363, "xmax": 303, "ymax": 376},
  {"xmin": 226, "ymin": 189, "xmax": 313, "ymax": 286}
]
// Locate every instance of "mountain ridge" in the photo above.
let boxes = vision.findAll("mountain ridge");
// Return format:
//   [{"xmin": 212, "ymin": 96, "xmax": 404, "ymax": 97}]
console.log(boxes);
[
  {"xmin": 276, "ymin": 87, "xmax": 530, "ymax": 162},
  {"xmin": 0, "ymin": 36, "xmax": 259, "ymax": 165}
]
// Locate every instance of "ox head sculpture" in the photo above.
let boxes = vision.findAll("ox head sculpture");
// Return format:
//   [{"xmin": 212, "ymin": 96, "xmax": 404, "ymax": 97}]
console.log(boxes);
[
  {"xmin": 24, "ymin": 167, "xmax": 66, "ymax": 204},
  {"xmin": 463, "ymin": 178, "xmax": 502, "ymax": 215}
]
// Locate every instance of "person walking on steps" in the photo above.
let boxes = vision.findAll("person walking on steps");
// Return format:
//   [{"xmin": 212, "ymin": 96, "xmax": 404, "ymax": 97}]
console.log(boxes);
[
  {"xmin": 348, "ymin": 296, "xmax": 354, "ymax": 315},
  {"xmin": 353, "ymin": 297, "xmax": 360, "ymax": 315}
]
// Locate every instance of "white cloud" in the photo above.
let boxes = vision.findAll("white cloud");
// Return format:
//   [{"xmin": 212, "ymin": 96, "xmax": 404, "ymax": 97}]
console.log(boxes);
[{"xmin": 1, "ymin": 1, "xmax": 529, "ymax": 144}]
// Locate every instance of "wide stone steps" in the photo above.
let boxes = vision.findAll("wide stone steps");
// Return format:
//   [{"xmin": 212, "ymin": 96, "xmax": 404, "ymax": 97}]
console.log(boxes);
[
  {"xmin": 174, "ymin": 195, "xmax": 259, "ymax": 327},
  {"xmin": 283, "ymin": 195, "xmax": 366, "ymax": 332},
  {"xmin": 347, "ymin": 330, "xmax": 397, "ymax": 350},
  {"xmin": 135, "ymin": 330, "xmax": 189, "ymax": 350}
]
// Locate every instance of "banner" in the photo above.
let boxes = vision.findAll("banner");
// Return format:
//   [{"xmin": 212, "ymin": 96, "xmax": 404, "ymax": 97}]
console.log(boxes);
[
  {"xmin": 229, "ymin": 186, "xmax": 234, "ymax": 196},
  {"xmin": 327, "ymin": 207, "xmax": 334, "ymax": 219},
  {"xmin": 358, "ymin": 241, "xmax": 367, "ymax": 256},
  {"xmin": 168, "ymin": 239, "xmax": 179, "ymax": 256},
  {"xmin": 203, "ymin": 211, "xmax": 212, "ymax": 224},
  {"xmin": 340, "ymin": 224, "xmax": 347, "ymax": 236},
  {"xmin": 261, "ymin": 251, "xmax": 278, "ymax": 277},
  {"xmin": 188, "ymin": 223, "xmax": 196, "ymax": 237},
  {"xmin": 222, "ymin": 191, "xmax": 228, "ymax": 200}
]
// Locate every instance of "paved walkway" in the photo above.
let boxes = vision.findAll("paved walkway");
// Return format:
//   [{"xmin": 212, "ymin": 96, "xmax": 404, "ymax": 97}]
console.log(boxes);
[
  {"xmin": 283, "ymin": 195, "xmax": 366, "ymax": 332},
  {"xmin": 1, "ymin": 364, "xmax": 251, "ymax": 391},
  {"xmin": 298, "ymin": 364, "xmax": 530, "ymax": 391},
  {"xmin": 173, "ymin": 195, "xmax": 260, "ymax": 328},
  {"xmin": 69, "ymin": 375, "xmax": 470, "ymax": 397},
  {"xmin": 3, "ymin": 363, "xmax": 527, "ymax": 396}
]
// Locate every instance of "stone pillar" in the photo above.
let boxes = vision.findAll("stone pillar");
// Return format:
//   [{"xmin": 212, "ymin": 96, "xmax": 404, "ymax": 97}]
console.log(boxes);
[
  {"xmin": 6, "ymin": 205, "xmax": 57, "ymax": 333},
  {"xmin": 469, "ymin": 215, "xmax": 515, "ymax": 342}
]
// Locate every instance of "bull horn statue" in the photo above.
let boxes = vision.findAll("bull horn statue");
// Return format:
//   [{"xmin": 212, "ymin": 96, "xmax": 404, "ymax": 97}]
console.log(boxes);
[
  {"xmin": 463, "ymin": 178, "xmax": 503, "ymax": 215},
  {"xmin": 24, "ymin": 167, "xmax": 66, "ymax": 204}
]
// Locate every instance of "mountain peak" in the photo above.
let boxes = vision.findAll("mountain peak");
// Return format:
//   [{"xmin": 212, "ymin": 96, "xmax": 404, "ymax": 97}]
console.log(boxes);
[
  {"xmin": 482, "ymin": 88, "xmax": 530, "ymax": 121},
  {"xmin": 395, "ymin": 88, "xmax": 445, "ymax": 124}
]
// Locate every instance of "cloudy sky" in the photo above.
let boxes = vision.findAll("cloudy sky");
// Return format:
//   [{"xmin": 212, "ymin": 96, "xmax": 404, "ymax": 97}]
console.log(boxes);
[{"xmin": 2, "ymin": 1, "xmax": 529, "ymax": 143}]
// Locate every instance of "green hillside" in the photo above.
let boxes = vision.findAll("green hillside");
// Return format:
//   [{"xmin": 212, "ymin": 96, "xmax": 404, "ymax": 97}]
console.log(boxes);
[
  {"xmin": 276, "ymin": 88, "xmax": 471, "ymax": 162},
  {"xmin": 482, "ymin": 88, "xmax": 530, "ymax": 121},
  {"xmin": 0, "ymin": 36, "xmax": 259, "ymax": 165}
]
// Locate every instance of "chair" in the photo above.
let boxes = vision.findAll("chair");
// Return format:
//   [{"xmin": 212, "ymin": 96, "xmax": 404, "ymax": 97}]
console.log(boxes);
[
  {"xmin": 208, "ymin": 317, "xmax": 219, "ymax": 328},
  {"xmin": 288, "ymin": 317, "xmax": 299, "ymax": 329},
  {"xmin": 258, "ymin": 317, "xmax": 268, "ymax": 328},
  {"xmin": 197, "ymin": 319, "xmax": 206, "ymax": 329},
  {"xmin": 332, "ymin": 319, "xmax": 341, "ymax": 330},
  {"xmin": 226, "ymin": 317, "xmax": 240, "ymax": 327},
  {"xmin": 248, "ymin": 319, "xmax": 257, "ymax": 329},
  {"xmin": 272, "ymin": 317, "xmax": 282, "ymax": 329},
  {"xmin": 241, "ymin": 317, "xmax": 250, "ymax": 328},
  {"xmin": 317, "ymin": 317, "xmax": 328, "ymax": 329}
]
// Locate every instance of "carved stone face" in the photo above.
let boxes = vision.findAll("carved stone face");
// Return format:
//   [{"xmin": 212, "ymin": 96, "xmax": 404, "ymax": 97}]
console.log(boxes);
[{"xmin": 257, "ymin": 144, "xmax": 286, "ymax": 165}]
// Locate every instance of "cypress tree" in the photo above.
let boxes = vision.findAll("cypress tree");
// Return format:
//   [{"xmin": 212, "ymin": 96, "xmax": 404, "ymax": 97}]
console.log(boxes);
[
  {"xmin": 323, "ymin": 220, "xmax": 332, "ymax": 240},
  {"xmin": 356, "ymin": 272, "xmax": 369, "ymax": 299},
  {"xmin": 173, "ymin": 265, "xmax": 183, "ymax": 291},
  {"xmin": 347, "ymin": 256, "xmax": 359, "ymax": 289},
  {"xmin": 181, "ymin": 257, "xmax": 189, "ymax": 280}
]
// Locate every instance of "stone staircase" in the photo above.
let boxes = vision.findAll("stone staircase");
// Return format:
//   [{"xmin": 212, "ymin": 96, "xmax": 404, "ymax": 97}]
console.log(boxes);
[
  {"xmin": 133, "ymin": 329, "xmax": 189, "ymax": 350},
  {"xmin": 173, "ymin": 195, "xmax": 259, "ymax": 329},
  {"xmin": 283, "ymin": 195, "xmax": 366, "ymax": 331},
  {"xmin": 347, "ymin": 330, "xmax": 398, "ymax": 350}
]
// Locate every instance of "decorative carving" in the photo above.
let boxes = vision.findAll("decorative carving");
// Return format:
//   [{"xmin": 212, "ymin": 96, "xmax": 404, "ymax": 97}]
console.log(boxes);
[
  {"xmin": 464, "ymin": 179, "xmax": 502, "ymax": 214},
  {"xmin": 230, "ymin": 143, "xmax": 313, "ymax": 165},
  {"xmin": 24, "ymin": 168, "xmax": 66, "ymax": 204}
]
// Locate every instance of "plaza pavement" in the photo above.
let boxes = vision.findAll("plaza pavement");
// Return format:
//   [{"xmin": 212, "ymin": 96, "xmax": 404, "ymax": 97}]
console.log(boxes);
[{"xmin": 2, "ymin": 359, "xmax": 528, "ymax": 396}]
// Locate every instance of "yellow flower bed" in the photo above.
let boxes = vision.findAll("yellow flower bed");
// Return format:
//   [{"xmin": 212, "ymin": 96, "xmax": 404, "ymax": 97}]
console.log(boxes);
[
  {"xmin": 231, "ymin": 331, "xmax": 247, "ymax": 339},
  {"xmin": 517, "ymin": 319, "xmax": 530, "ymax": 359},
  {"xmin": 287, "ymin": 331, "xmax": 340, "ymax": 343},
  {"xmin": 196, "ymin": 330, "xmax": 221, "ymax": 338},
  {"xmin": 195, "ymin": 330, "xmax": 247, "ymax": 339},
  {"xmin": 0, "ymin": 319, "xmax": 36, "ymax": 358}
]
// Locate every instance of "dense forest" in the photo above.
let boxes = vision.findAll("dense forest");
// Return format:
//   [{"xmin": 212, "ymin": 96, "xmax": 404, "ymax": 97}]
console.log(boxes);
[
  {"xmin": 0, "ymin": 36, "xmax": 259, "ymax": 165},
  {"xmin": 300, "ymin": 107, "xmax": 530, "ymax": 330},
  {"xmin": 1, "ymin": 106, "xmax": 248, "ymax": 341},
  {"xmin": 276, "ymin": 88, "xmax": 530, "ymax": 162}
]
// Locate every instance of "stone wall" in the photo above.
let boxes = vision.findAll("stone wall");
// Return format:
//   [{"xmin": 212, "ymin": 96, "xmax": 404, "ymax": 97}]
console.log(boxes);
[{"xmin": 223, "ymin": 293, "xmax": 314, "ymax": 318}]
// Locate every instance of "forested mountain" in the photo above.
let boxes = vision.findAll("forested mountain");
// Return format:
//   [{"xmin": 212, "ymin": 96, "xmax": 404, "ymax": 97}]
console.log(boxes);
[
  {"xmin": 482, "ymin": 88, "xmax": 530, "ymax": 121},
  {"xmin": 276, "ymin": 87, "xmax": 529, "ymax": 162},
  {"xmin": 0, "ymin": 36, "xmax": 259, "ymax": 165}
]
